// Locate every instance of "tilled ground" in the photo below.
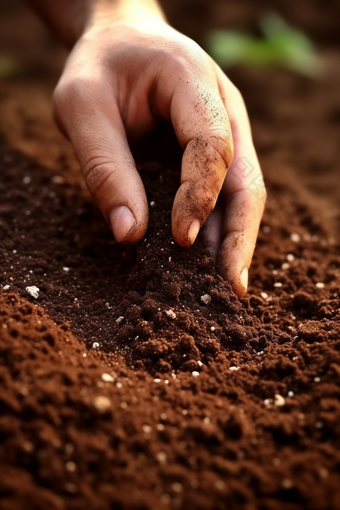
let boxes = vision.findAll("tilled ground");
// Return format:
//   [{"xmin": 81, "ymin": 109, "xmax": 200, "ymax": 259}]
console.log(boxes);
[{"xmin": 1, "ymin": 1, "xmax": 340, "ymax": 509}]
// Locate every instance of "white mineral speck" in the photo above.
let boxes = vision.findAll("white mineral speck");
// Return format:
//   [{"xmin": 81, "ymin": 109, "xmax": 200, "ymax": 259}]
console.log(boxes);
[
  {"xmin": 288, "ymin": 391, "xmax": 294, "ymax": 397},
  {"xmin": 52, "ymin": 175, "xmax": 65, "ymax": 184},
  {"xmin": 210, "ymin": 326, "xmax": 216, "ymax": 331},
  {"xmin": 101, "ymin": 373, "xmax": 114, "ymax": 382},
  {"xmin": 171, "ymin": 483, "xmax": 182, "ymax": 493},
  {"xmin": 63, "ymin": 267, "xmax": 70, "ymax": 272},
  {"xmin": 314, "ymin": 376, "xmax": 321, "ymax": 382},
  {"xmin": 215, "ymin": 480, "xmax": 225, "ymax": 490},
  {"xmin": 26, "ymin": 286, "xmax": 39, "ymax": 299},
  {"xmin": 116, "ymin": 316, "xmax": 124, "ymax": 324},
  {"xmin": 154, "ymin": 378, "xmax": 161, "ymax": 383},
  {"xmin": 287, "ymin": 253, "xmax": 295, "ymax": 262},
  {"xmin": 142, "ymin": 424, "xmax": 152, "ymax": 434},
  {"xmin": 198, "ymin": 361, "xmax": 203, "ymax": 367},
  {"xmin": 150, "ymin": 201, "xmax": 156, "ymax": 207},
  {"xmin": 200, "ymin": 294, "xmax": 211, "ymax": 305},
  {"xmin": 229, "ymin": 366, "xmax": 240, "ymax": 371},
  {"xmin": 290, "ymin": 233, "xmax": 301, "ymax": 243},
  {"xmin": 192, "ymin": 371, "xmax": 200, "ymax": 377},
  {"xmin": 156, "ymin": 451, "xmax": 167, "ymax": 464},
  {"xmin": 281, "ymin": 263, "xmax": 290, "ymax": 270},
  {"xmin": 66, "ymin": 461, "xmax": 76, "ymax": 472},
  {"xmin": 165, "ymin": 309, "xmax": 176, "ymax": 319},
  {"xmin": 315, "ymin": 282, "xmax": 325, "ymax": 289},
  {"xmin": 168, "ymin": 256, "xmax": 171, "ymax": 262},
  {"xmin": 274, "ymin": 282, "xmax": 283, "ymax": 288},
  {"xmin": 3, "ymin": 285, "xmax": 10, "ymax": 290},
  {"xmin": 261, "ymin": 292, "xmax": 268, "ymax": 299},
  {"xmin": 282, "ymin": 479, "xmax": 293, "ymax": 489},
  {"xmin": 93, "ymin": 396, "xmax": 111, "ymax": 412},
  {"xmin": 274, "ymin": 394, "xmax": 285, "ymax": 406}
]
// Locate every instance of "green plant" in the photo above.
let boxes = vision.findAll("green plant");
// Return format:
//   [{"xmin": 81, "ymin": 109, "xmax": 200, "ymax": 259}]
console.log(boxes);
[{"xmin": 205, "ymin": 13, "xmax": 321, "ymax": 77}]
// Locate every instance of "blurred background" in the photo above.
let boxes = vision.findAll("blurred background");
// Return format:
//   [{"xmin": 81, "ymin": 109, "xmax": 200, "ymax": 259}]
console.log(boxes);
[{"xmin": 0, "ymin": 0, "xmax": 339, "ymax": 237}]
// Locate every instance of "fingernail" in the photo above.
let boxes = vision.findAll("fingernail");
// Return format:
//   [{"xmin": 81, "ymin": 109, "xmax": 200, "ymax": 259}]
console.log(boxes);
[
  {"xmin": 240, "ymin": 268, "xmax": 248, "ymax": 293},
  {"xmin": 188, "ymin": 219, "xmax": 200, "ymax": 245},
  {"xmin": 109, "ymin": 206, "xmax": 136, "ymax": 242}
]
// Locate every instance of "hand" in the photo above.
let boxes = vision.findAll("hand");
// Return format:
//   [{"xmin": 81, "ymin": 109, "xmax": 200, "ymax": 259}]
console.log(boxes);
[{"xmin": 52, "ymin": 7, "xmax": 266, "ymax": 297}]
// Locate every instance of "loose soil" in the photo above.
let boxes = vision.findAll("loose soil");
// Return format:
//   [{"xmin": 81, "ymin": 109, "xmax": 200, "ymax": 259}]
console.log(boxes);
[{"xmin": 0, "ymin": 1, "xmax": 340, "ymax": 509}]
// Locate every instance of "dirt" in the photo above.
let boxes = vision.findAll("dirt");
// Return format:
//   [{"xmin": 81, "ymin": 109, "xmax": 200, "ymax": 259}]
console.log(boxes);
[{"xmin": 1, "ymin": 1, "xmax": 340, "ymax": 509}]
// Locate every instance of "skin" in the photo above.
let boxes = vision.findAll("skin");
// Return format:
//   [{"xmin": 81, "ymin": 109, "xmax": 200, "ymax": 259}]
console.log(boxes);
[{"xmin": 28, "ymin": 0, "xmax": 266, "ymax": 297}]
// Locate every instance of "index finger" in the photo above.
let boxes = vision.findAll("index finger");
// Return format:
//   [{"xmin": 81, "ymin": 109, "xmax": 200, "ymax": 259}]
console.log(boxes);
[{"xmin": 168, "ymin": 70, "xmax": 234, "ymax": 246}]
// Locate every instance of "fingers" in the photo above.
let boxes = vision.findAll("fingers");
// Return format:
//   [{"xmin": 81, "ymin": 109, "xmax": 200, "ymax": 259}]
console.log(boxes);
[
  {"xmin": 216, "ymin": 70, "xmax": 266, "ymax": 297},
  {"xmin": 53, "ymin": 79, "xmax": 148, "ymax": 244},
  {"xmin": 166, "ymin": 66, "xmax": 234, "ymax": 247}
]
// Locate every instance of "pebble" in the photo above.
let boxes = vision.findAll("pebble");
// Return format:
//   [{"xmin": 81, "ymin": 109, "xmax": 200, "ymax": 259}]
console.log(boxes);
[
  {"xmin": 93, "ymin": 396, "xmax": 111, "ymax": 412},
  {"xmin": 101, "ymin": 373, "xmax": 114, "ymax": 383},
  {"xmin": 290, "ymin": 233, "xmax": 301, "ymax": 243},
  {"xmin": 165, "ymin": 309, "xmax": 176, "ymax": 319},
  {"xmin": 286, "ymin": 253, "xmax": 295, "ymax": 262},
  {"xmin": 315, "ymin": 282, "xmax": 325, "ymax": 289},
  {"xmin": 116, "ymin": 316, "xmax": 124, "ymax": 324},
  {"xmin": 192, "ymin": 371, "xmax": 200, "ymax": 377},
  {"xmin": 197, "ymin": 361, "xmax": 203, "ymax": 367},
  {"xmin": 3, "ymin": 285, "xmax": 10, "ymax": 290},
  {"xmin": 200, "ymin": 294, "xmax": 211, "ymax": 305},
  {"xmin": 26, "ymin": 286, "xmax": 39, "ymax": 299},
  {"xmin": 92, "ymin": 342, "xmax": 100, "ymax": 349},
  {"xmin": 274, "ymin": 394, "xmax": 285, "ymax": 406}
]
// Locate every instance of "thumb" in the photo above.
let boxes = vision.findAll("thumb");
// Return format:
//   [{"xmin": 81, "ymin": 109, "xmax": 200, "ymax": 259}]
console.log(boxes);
[{"xmin": 54, "ymin": 91, "xmax": 148, "ymax": 244}]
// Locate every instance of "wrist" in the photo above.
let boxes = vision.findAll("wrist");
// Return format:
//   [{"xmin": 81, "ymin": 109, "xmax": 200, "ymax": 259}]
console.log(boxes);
[{"xmin": 82, "ymin": 0, "xmax": 166, "ymax": 37}]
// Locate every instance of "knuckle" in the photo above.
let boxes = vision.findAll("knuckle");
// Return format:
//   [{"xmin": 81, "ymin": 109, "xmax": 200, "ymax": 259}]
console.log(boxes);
[
  {"xmin": 82, "ymin": 156, "xmax": 115, "ymax": 203},
  {"xmin": 207, "ymin": 133, "xmax": 234, "ymax": 169}
]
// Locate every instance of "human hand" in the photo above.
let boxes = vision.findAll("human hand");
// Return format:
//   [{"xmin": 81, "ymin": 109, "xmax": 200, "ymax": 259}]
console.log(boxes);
[{"xmin": 52, "ymin": 3, "xmax": 266, "ymax": 297}]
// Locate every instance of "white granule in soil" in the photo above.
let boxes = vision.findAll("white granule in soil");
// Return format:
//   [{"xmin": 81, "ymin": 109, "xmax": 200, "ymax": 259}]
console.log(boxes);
[
  {"xmin": 192, "ymin": 371, "xmax": 200, "ymax": 377},
  {"xmin": 92, "ymin": 342, "xmax": 100, "ymax": 349},
  {"xmin": 93, "ymin": 396, "xmax": 111, "ymax": 412},
  {"xmin": 200, "ymin": 294, "xmax": 211, "ymax": 305},
  {"xmin": 229, "ymin": 366, "xmax": 240, "ymax": 371},
  {"xmin": 63, "ymin": 267, "xmax": 70, "ymax": 272},
  {"xmin": 26, "ymin": 286, "xmax": 39, "ymax": 299},
  {"xmin": 286, "ymin": 253, "xmax": 295, "ymax": 262},
  {"xmin": 116, "ymin": 316, "xmax": 124, "ymax": 324},
  {"xmin": 290, "ymin": 232, "xmax": 301, "ymax": 243},
  {"xmin": 101, "ymin": 373, "xmax": 114, "ymax": 383},
  {"xmin": 274, "ymin": 394, "xmax": 285, "ymax": 406},
  {"xmin": 3, "ymin": 285, "xmax": 10, "ymax": 290},
  {"xmin": 315, "ymin": 282, "xmax": 325, "ymax": 289},
  {"xmin": 165, "ymin": 309, "xmax": 176, "ymax": 319}
]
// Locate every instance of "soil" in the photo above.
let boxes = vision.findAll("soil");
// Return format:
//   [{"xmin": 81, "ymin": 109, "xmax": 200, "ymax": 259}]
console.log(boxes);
[{"xmin": 0, "ymin": 1, "xmax": 340, "ymax": 510}]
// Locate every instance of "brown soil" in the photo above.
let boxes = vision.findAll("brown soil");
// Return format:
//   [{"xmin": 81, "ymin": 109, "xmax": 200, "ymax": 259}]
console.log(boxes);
[{"xmin": 1, "ymin": 1, "xmax": 340, "ymax": 510}]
